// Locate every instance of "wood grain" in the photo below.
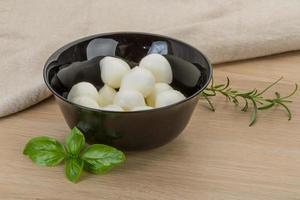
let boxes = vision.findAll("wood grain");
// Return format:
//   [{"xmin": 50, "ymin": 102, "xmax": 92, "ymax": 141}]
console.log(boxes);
[{"xmin": 0, "ymin": 51, "xmax": 300, "ymax": 200}]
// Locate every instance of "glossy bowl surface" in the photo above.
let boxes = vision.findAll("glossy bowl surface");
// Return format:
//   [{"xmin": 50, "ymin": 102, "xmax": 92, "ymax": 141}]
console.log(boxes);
[{"xmin": 44, "ymin": 32, "xmax": 212, "ymax": 150}]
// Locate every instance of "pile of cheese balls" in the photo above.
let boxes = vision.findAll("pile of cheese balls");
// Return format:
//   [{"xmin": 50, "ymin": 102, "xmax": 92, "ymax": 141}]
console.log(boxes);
[{"xmin": 67, "ymin": 53, "xmax": 186, "ymax": 111}]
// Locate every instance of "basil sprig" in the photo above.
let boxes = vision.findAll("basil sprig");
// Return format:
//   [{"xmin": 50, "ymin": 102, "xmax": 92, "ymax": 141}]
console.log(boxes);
[{"xmin": 23, "ymin": 127, "xmax": 125, "ymax": 183}]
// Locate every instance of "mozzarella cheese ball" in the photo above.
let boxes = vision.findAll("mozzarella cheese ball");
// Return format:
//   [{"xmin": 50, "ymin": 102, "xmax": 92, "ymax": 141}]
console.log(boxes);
[
  {"xmin": 131, "ymin": 106, "xmax": 153, "ymax": 111},
  {"xmin": 120, "ymin": 67, "xmax": 155, "ymax": 97},
  {"xmin": 139, "ymin": 53, "xmax": 172, "ymax": 84},
  {"xmin": 101, "ymin": 104, "xmax": 124, "ymax": 111},
  {"xmin": 113, "ymin": 90, "xmax": 145, "ymax": 110},
  {"xmin": 100, "ymin": 56, "xmax": 130, "ymax": 88},
  {"xmin": 155, "ymin": 90, "xmax": 185, "ymax": 108},
  {"xmin": 98, "ymin": 85, "xmax": 116, "ymax": 106},
  {"xmin": 67, "ymin": 82, "xmax": 99, "ymax": 102},
  {"xmin": 71, "ymin": 96, "xmax": 100, "ymax": 109},
  {"xmin": 146, "ymin": 83, "xmax": 173, "ymax": 107}
]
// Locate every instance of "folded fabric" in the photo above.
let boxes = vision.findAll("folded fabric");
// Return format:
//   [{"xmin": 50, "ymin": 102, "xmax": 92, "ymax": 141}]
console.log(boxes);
[{"xmin": 1, "ymin": 0, "xmax": 300, "ymax": 117}]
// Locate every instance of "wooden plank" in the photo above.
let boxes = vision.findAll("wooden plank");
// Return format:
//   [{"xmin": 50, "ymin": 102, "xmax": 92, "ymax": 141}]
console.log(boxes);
[{"xmin": 0, "ymin": 51, "xmax": 299, "ymax": 200}]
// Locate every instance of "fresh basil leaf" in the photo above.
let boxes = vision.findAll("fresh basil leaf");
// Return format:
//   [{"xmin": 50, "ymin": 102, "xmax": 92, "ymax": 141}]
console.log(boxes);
[
  {"xmin": 65, "ymin": 127, "xmax": 85, "ymax": 155},
  {"xmin": 80, "ymin": 144, "xmax": 125, "ymax": 174},
  {"xmin": 65, "ymin": 157, "xmax": 84, "ymax": 183},
  {"xmin": 23, "ymin": 136, "xmax": 66, "ymax": 166}
]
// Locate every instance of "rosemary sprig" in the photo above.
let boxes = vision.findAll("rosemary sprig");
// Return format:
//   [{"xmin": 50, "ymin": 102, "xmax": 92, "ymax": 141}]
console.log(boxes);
[{"xmin": 201, "ymin": 77, "xmax": 298, "ymax": 126}]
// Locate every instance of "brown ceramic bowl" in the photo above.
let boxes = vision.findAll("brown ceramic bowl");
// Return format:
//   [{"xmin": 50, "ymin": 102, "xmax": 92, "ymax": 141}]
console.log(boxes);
[{"xmin": 43, "ymin": 32, "xmax": 212, "ymax": 150}]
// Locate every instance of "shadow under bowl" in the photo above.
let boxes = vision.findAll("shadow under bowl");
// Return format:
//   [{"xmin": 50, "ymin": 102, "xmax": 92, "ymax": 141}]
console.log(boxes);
[{"xmin": 43, "ymin": 32, "xmax": 212, "ymax": 151}]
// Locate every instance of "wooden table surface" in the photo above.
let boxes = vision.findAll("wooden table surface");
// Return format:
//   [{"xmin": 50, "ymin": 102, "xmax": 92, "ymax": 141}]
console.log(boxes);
[{"xmin": 1, "ymin": 52, "xmax": 300, "ymax": 200}]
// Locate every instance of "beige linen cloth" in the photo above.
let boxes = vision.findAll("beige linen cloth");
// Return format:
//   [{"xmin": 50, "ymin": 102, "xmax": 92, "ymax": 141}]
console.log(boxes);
[{"xmin": 1, "ymin": 0, "xmax": 300, "ymax": 117}]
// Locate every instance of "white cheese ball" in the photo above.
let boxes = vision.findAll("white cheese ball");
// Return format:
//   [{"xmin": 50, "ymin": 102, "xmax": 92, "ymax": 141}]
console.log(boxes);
[
  {"xmin": 146, "ymin": 83, "xmax": 173, "ymax": 107},
  {"xmin": 100, "ymin": 56, "xmax": 130, "ymax": 88},
  {"xmin": 120, "ymin": 67, "xmax": 155, "ymax": 97},
  {"xmin": 139, "ymin": 53, "xmax": 172, "ymax": 84},
  {"xmin": 67, "ymin": 82, "xmax": 99, "ymax": 102},
  {"xmin": 155, "ymin": 90, "xmax": 185, "ymax": 108},
  {"xmin": 101, "ymin": 104, "xmax": 124, "ymax": 111},
  {"xmin": 71, "ymin": 96, "xmax": 100, "ymax": 109},
  {"xmin": 98, "ymin": 85, "xmax": 116, "ymax": 106},
  {"xmin": 113, "ymin": 90, "xmax": 145, "ymax": 110},
  {"xmin": 131, "ymin": 106, "xmax": 153, "ymax": 111}
]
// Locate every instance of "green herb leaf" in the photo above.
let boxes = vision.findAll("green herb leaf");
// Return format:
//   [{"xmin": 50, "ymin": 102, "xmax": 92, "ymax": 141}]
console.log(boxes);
[
  {"xmin": 278, "ymin": 102, "xmax": 292, "ymax": 120},
  {"xmin": 214, "ymin": 84, "xmax": 225, "ymax": 89},
  {"xmin": 258, "ymin": 102, "xmax": 274, "ymax": 110},
  {"xmin": 249, "ymin": 97, "xmax": 258, "ymax": 126},
  {"xmin": 202, "ymin": 95, "xmax": 215, "ymax": 111},
  {"xmin": 256, "ymin": 76, "xmax": 283, "ymax": 96},
  {"xmin": 81, "ymin": 144, "xmax": 125, "ymax": 174},
  {"xmin": 65, "ymin": 157, "xmax": 84, "ymax": 183},
  {"xmin": 241, "ymin": 99, "xmax": 249, "ymax": 112},
  {"xmin": 23, "ymin": 136, "xmax": 66, "ymax": 166},
  {"xmin": 66, "ymin": 127, "xmax": 85, "ymax": 155}
]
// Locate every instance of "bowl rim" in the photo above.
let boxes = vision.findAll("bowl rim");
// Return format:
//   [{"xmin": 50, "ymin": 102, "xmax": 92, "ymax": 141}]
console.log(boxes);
[{"xmin": 43, "ymin": 31, "xmax": 213, "ymax": 113}]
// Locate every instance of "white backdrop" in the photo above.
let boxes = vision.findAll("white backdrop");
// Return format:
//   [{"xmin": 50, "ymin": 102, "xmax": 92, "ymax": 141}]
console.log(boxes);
[{"xmin": 1, "ymin": 0, "xmax": 300, "ymax": 117}]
